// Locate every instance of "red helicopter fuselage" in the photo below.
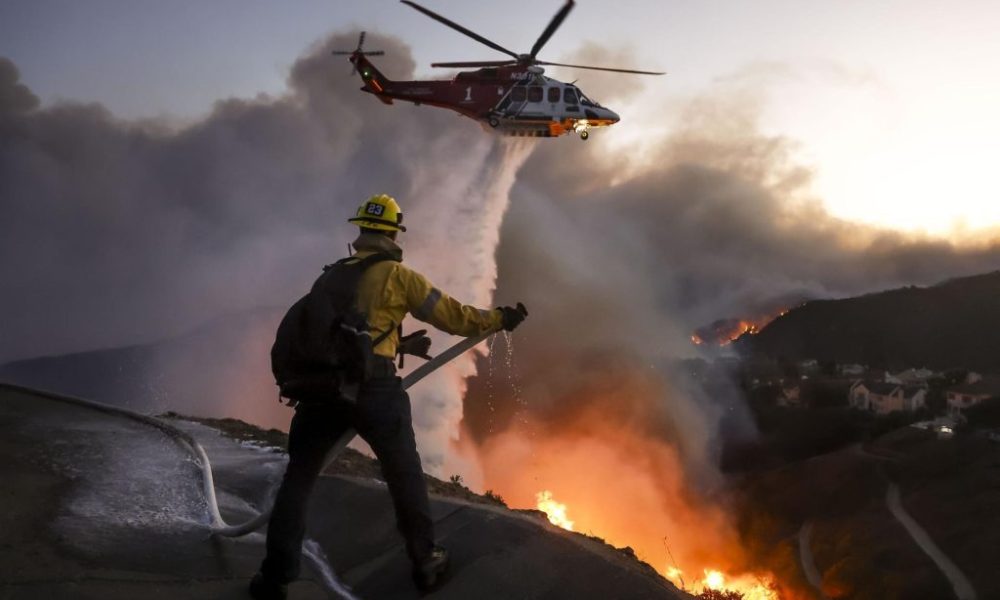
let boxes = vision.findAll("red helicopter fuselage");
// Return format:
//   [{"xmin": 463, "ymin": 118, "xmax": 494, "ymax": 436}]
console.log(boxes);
[{"xmin": 350, "ymin": 53, "xmax": 619, "ymax": 139}]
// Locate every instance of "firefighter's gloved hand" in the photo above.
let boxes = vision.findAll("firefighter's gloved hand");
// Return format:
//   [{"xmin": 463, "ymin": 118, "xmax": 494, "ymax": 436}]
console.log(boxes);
[
  {"xmin": 498, "ymin": 303, "xmax": 528, "ymax": 331},
  {"xmin": 398, "ymin": 329, "xmax": 433, "ymax": 360}
]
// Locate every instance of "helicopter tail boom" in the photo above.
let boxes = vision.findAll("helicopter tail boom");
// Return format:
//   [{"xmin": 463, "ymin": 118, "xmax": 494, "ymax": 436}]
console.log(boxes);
[{"xmin": 351, "ymin": 54, "xmax": 392, "ymax": 96}]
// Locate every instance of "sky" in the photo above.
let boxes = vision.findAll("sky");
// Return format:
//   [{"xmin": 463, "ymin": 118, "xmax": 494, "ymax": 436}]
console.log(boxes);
[{"xmin": 3, "ymin": 0, "xmax": 1000, "ymax": 234}]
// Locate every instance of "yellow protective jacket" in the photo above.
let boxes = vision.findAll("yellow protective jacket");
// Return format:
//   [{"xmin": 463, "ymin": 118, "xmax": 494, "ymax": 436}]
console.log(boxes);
[{"xmin": 351, "ymin": 233, "xmax": 503, "ymax": 358}]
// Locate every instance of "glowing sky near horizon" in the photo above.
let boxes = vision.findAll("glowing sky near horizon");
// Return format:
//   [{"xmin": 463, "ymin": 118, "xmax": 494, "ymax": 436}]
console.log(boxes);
[{"xmin": 2, "ymin": 0, "xmax": 999, "ymax": 235}]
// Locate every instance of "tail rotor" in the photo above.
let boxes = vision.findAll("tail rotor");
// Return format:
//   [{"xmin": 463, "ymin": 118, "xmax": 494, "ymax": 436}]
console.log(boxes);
[{"xmin": 331, "ymin": 31, "xmax": 386, "ymax": 74}]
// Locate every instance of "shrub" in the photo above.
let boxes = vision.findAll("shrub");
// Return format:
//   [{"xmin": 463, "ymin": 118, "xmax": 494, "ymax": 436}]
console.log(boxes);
[{"xmin": 483, "ymin": 489, "xmax": 506, "ymax": 506}]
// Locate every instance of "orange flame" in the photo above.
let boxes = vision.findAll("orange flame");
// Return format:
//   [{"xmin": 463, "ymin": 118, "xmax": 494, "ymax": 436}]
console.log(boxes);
[
  {"xmin": 693, "ymin": 568, "xmax": 778, "ymax": 599},
  {"xmin": 535, "ymin": 493, "xmax": 780, "ymax": 600},
  {"xmin": 471, "ymin": 367, "xmax": 795, "ymax": 599},
  {"xmin": 536, "ymin": 490, "xmax": 575, "ymax": 531},
  {"xmin": 720, "ymin": 321, "xmax": 758, "ymax": 345},
  {"xmin": 691, "ymin": 308, "xmax": 791, "ymax": 347}
]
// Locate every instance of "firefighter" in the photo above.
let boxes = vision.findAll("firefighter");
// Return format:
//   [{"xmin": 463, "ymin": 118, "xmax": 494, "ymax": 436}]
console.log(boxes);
[{"xmin": 250, "ymin": 194, "xmax": 527, "ymax": 599}]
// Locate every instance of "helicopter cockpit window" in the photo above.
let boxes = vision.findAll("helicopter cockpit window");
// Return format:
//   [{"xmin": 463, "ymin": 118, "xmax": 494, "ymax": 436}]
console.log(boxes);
[
  {"xmin": 547, "ymin": 87, "xmax": 560, "ymax": 102},
  {"xmin": 563, "ymin": 88, "xmax": 578, "ymax": 104},
  {"xmin": 579, "ymin": 93, "xmax": 596, "ymax": 107},
  {"xmin": 480, "ymin": 68, "xmax": 498, "ymax": 78},
  {"xmin": 528, "ymin": 86, "xmax": 543, "ymax": 103},
  {"xmin": 511, "ymin": 86, "xmax": 526, "ymax": 102}
]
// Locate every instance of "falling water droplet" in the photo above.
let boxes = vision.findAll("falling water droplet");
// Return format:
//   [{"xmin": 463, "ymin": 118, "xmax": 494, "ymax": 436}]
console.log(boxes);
[{"xmin": 486, "ymin": 334, "xmax": 498, "ymax": 434}]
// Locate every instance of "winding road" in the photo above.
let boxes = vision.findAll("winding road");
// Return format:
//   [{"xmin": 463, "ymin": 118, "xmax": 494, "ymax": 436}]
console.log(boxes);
[
  {"xmin": 886, "ymin": 484, "xmax": 977, "ymax": 600},
  {"xmin": 796, "ymin": 522, "xmax": 829, "ymax": 600}
]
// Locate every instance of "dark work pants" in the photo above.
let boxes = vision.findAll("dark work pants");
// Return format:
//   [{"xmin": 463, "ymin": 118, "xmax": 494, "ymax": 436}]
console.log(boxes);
[{"xmin": 259, "ymin": 374, "xmax": 435, "ymax": 584}]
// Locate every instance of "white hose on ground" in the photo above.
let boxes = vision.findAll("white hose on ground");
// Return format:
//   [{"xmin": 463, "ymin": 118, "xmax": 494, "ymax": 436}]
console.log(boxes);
[
  {"xmin": 0, "ymin": 331, "xmax": 493, "ymax": 535},
  {"xmin": 1, "ymin": 331, "xmax": 494, "ymax": 597},
  {"xmin": 303, "ymin": 539, "xmax": 363, "ymax": 600}
]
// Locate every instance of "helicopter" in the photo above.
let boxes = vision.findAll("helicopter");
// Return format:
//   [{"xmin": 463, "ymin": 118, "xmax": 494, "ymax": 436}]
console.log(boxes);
[{"xmin": 332, "ymin": 1, "xmax": 664, "ymax": 140}]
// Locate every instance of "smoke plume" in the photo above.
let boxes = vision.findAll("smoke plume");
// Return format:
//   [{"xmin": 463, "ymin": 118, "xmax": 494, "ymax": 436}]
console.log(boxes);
[
  {"xmin": 461, "ymin": 74, "xmax": 1000, "ymax": 588},
  {"xmin": 0, "ymin": 36, "xmax": 529, "ymax": 470}
]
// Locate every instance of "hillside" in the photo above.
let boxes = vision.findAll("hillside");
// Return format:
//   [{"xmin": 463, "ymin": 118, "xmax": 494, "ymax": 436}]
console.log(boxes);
[
  {"xmin": 1, "ymin": 384, "xmax": 689, "ymax": 599},
  {"xmin": 0, "ymin": 308, "xmax": 291, "ymax": 430},
  {"xmin": 733, "ymin": 427, "xmax": 1000, "ymax": 600},
  {"xmin": 735, "ymin": 270, "xmax": 1000, "ymax": 371}
]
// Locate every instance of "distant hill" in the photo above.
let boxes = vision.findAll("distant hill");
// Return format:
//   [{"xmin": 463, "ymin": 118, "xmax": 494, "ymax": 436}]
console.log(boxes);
[
  {"xmin": 735, "ymin": 270, "xmax": 1000, "ymax": 372},
  {"xmin": 0, "ymin": 308, "xmax": 290, "ymax": 429}
]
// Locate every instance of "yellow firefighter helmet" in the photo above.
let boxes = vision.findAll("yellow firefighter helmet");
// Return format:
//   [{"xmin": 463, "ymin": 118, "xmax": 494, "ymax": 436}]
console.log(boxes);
[{"xmin": 348, "ymin": 194, "xmax": 406, "ymax": 232}]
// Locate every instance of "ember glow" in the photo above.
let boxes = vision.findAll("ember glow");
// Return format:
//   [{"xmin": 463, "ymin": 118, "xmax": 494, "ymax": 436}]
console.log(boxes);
[
  {"xmin": 475, "ymin": 400, "xmax": 785, "ymax": 599},
  {"xmin": 533, "ymin": 485, "xmax": 780, "ymax": 599},
  {"xmin": 703, "ymin": 569, "xmax": 727, "ymax": 590},
  {"xmin": 684, "ymin": 568, "xmax": 779, "ymax": 600},
  {"xmin": 536, "ymin": 490, "xmax": 575, "ymax": 531}
]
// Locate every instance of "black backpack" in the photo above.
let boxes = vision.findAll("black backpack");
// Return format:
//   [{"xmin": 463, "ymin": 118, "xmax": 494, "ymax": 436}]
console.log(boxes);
[{"xmin": 270, "ymin": 252, "xmax": 398, "ymax": 403}]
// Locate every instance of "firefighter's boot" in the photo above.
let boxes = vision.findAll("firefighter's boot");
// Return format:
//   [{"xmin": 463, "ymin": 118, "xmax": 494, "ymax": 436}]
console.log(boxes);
[
  {"xmin": 412, "ymin": 546, "xmax": 450, "ymax": 592},
  {"xmin": 249, "ymin": 572, "xmax": 287, "ymax": 600}
]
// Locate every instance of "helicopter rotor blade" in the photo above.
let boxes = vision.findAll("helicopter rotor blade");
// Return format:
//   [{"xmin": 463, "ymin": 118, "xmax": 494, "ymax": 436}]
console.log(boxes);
[
  {"xmin": 530, "ymin": 0, "xmax": 574, "ymax": 59},
  {"xmin": 331, "ymin": 50, "xmax": 385, "ymax": 56},
  {"xmin": 430, "ymin": 60, "xmax": 518, "ymax": 68},
  {"xmin": 400, "ymin": 0, "xmax": 519, "ymax": 60},
  {"xmin": 536, "ymin": 60, "xmax": 666, "ymax": 75},
  {"xmin": 357, "ymin": 31, "xmax": 366, "ymax": 51}
]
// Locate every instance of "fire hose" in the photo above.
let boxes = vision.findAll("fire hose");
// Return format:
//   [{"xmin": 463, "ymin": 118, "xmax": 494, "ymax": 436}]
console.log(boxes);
[
  {"xmin": 211, "ymin": 330, "xmax": 496, "ymax": 536},
  {"xmin": 1, "ymin": 331, "xmax": 494, "ymax": 537},
  {"xmin": 2, "ymin": 331, "xmax": 495, "ymax": 599}
]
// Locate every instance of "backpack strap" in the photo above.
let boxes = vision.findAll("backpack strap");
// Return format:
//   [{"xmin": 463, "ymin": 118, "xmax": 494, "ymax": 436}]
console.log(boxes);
[
  {"xmin": 325, "ymin": 251, "xmax": 399, "ymax": 272},
  {"xmin": 371, "ymin": 321, "xmax": 396, "ymax": 348},
  {"xmin": 357, "ymin": 251, "xmax": 399, "ymax": 270},
  {"xmin": 328, "ymin": 252, "xmax": 400, "ymax": 347}
]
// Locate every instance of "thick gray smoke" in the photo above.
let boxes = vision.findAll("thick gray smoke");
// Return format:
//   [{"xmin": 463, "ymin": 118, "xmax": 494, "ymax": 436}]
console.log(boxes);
[
  {"xmin": 1, "ymin": 38, "xmax": 461, "ymax": 363},
  {"xmin": 453, "ymin": 77, "xmax": 1000, "ymax": 582},
  {"xmin": 466, "ymin": 80, "xmax": 1000, "ymax": 479},
  {"xmin": 0, "ymin": 36, "xmax": 530, "ymax": 470},
  {"xmin": 6, "ymin": 34, "xmax": 1000, "ymax": 490}
]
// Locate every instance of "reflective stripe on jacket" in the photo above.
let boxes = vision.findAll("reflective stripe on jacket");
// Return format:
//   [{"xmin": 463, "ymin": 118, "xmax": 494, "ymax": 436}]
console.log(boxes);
[{"xmin": 352, "ymin": 233, "xmax": 503, "ymax": 358}]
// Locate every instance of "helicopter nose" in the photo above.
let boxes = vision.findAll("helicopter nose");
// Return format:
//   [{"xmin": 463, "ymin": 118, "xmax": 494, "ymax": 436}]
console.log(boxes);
[{"xmin": 606, "ymin": 108, "xmax": 620, "ymax": 123}]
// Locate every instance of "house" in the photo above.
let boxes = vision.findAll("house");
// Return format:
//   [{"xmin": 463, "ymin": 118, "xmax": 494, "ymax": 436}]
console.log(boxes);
[
  {"xmin": 849, "ymin": 380, "xmax": 870, "ymax": 410},
  {"xmin": 885, "ymin": 368, "xmax": 936, "ymax": 385},
  {"xmin": 798, "ymin": 359, "xmax": 819, "ymax": 373},
  {"xmin": 839, "ymin": 363, "xmax": 866, "ymax": 377},
  {"xmin": 850, "ymin": 381, "xmax": 926, "ymax": 414},
  {"xmin": 946, "ymin": 375, "xmax": 1000, "ymax": 416}
]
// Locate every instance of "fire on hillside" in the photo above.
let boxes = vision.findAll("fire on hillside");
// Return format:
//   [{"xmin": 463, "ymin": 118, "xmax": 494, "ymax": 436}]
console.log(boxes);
[
  {"xmin": 691, "ymin": 309, "xmax": 789, "ymax": 347},
  {"xmin": 534, "ymin": 487, "xmax": 779, "ymax": 599},
  {"xmin": 472, "ymin": 369, "xmax": 794, "ymax": 600}
]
